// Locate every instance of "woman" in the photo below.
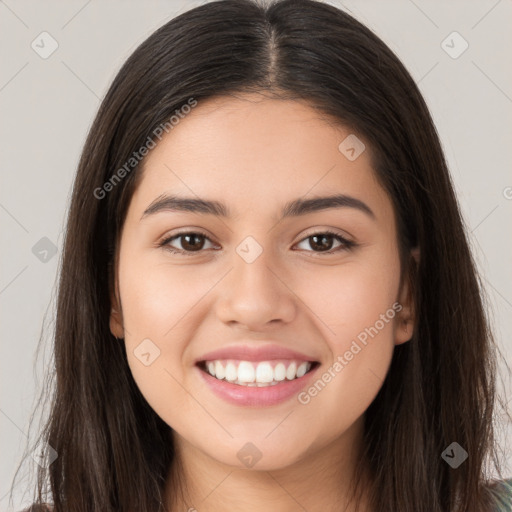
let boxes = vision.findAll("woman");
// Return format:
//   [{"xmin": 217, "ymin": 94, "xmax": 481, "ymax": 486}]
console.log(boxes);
[{"xmin": 10, "ymin": 0, "xmax": 512, "ymax": 510}]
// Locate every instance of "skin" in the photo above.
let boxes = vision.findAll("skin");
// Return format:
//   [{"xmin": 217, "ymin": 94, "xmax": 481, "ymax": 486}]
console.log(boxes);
[{"xmin": 110, "ymin": 93, "xmax": 417, "ymax": 512}]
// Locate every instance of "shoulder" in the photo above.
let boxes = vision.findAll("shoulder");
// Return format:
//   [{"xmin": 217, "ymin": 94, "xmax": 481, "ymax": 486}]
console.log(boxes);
[
  {"xmin": 486, "ymin": 478, "xmax": 512, "ymax": 511},
  {"xmin": 19, "ymin": 504, "xmax": 53, "ymax": 512}
]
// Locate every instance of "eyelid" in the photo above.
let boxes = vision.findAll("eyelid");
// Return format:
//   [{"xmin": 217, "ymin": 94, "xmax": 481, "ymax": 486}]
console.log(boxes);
[
  {"xmin": 293, "ymin": 228, "xmax": 356, "ymax": 253},
  {"xmin": 158, "ymin": 228, "xmax": 216, "ymax": 250},
  {"xmin": 298, "ymin": 226, "xmax": 354, "ymax": 243}
]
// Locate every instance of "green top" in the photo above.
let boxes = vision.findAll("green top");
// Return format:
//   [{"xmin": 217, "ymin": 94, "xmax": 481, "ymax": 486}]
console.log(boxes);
[
  {"xmin": 489, "ymin": 478, "xmax": 512, "ymax": 511},
  {"xmin": 19, "ymin": 479, "xmax": 512, "ymax": 511}
]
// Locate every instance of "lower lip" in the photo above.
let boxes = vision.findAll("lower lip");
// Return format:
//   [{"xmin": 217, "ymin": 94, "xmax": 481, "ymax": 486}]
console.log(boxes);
[{"xmin": 196, "ymin": 364, "xmax": 319, "ymax": 406}]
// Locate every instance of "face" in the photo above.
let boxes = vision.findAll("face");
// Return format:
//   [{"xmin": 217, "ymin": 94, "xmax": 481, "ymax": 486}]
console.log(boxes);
[{"xmin": 110, "ymin": 93, "xmax": 415, "ymax": 471}]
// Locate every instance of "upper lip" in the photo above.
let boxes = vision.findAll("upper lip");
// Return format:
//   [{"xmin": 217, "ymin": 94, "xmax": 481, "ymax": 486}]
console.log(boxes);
[{"xmin": 196, "ymin": 344, "xmax": 319, "ymax": 363}]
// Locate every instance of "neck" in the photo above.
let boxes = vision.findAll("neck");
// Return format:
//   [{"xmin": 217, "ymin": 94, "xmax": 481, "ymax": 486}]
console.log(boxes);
[{"xmin": 163, "ymin": 416, "xmax": 373, "ymax": 512}]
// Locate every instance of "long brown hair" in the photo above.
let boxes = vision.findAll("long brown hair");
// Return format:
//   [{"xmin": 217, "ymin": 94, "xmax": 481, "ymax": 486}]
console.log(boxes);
[{"xmin": 8, "ymin": 0, "xmax": 511, "ymax": 510}]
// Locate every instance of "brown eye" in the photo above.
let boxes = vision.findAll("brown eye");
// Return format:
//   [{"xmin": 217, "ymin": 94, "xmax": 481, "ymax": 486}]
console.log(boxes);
[
  {"xmin": 160, "ymin": 229, "xmax": 356, "ymax": 256},
  {"xmin": 295, "ymin": 230, "xmax": 355, "ymax": 254},
  {"xmin": 161, "ymin": 231, "xmax": 216, "ymax": 254},
  {"xmin": 178, "ymin": 233, "xmax": 206, "ymax": 251},
  {"xmin": 309, "ymin": 233, "xmax": 336, "ymax": 251}
]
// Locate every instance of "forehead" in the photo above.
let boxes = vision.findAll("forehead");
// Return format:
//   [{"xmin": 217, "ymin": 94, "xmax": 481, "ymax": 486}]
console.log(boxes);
[{"xmin": 128, "ymin": 94, "xmax": 391, "ymax": 221}]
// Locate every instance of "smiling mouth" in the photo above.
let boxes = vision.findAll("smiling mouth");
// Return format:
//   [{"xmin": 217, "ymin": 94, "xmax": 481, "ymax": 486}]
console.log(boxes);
[{"xmin": 197, "ymin": 359, "xmax": 320, "ymax": 387}]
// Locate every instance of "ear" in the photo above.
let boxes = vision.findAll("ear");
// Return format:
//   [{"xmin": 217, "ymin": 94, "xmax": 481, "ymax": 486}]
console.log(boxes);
[
  {"xmin": 394, "ymin": 247, "xmax": 419, "ymax": 346},
  {"xmin": 109, "ymin": 274, "xmax": 125, "ymax": 339}
]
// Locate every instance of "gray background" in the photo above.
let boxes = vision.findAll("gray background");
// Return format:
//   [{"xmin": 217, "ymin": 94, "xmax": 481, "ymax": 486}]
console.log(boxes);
[{"xmin": 1, "ymin": 0, "xmax": 511, "ymax": 509}]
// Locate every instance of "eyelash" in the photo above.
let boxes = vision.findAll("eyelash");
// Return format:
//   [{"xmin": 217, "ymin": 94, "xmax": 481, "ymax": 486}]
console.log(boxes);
[{"xmin": 158, "ymin": 229, "xmax": 357, "ymax": 256}]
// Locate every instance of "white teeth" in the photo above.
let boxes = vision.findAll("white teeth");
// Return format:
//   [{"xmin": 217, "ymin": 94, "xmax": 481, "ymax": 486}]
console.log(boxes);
[
  {"xmin": 225, "ymin": 362, "xmax": 237, "ymax": 382},
  {"xmin": 286, "ymin": 362, "xmax": 297, "ymax": 380},
  {"xmin": 296, "ymin": 362, "xmax": 308, "ymax": 378},
  {"xmin": 203, "ymin": 359, "xmax": 313, "ymax": 386},
  {"xmin": 274, "ymin": 363, "xmax": 286, "ymax": 381},
  {"xmin": 255, "ymin": 362, "xmax": 273, "ymax": 383},
  {"xmin": 215, "ymin": 361, "xmax": 225, "ymax": 380},
  {"xmin": 237, "ymin": 361, "xmax": 255, "ymax": 383}
]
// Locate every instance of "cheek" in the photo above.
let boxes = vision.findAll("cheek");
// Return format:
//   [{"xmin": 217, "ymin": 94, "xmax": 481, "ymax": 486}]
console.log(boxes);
[
  {"xmin": 118, "ymin": 249, "xmax": 203, "ymax": 340},
  {"xmin": 117, "ymin": 256, "xmax": 200, "ymax": 427},
  {"xmin": 295, "ymin": 256, "xmax": 399, "ymax": 411},
  {"xmin": 116, "ymin": 251, "xmax": 201, "ymax": 403},
  {"xmin": 302, "ymin": 254, "xmax": 400, "ymax": 342}
]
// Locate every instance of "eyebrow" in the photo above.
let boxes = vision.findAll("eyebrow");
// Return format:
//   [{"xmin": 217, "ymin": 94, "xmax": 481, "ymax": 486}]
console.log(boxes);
[{"xmin": 141, "ymin": 193, "xmax": 375, "ymax": 221}]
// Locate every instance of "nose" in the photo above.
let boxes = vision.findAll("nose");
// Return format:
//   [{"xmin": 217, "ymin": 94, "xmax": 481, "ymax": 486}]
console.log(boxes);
[{"xmin": 215, "ymin": 246, "xmax": 297, "ymax": 331}]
